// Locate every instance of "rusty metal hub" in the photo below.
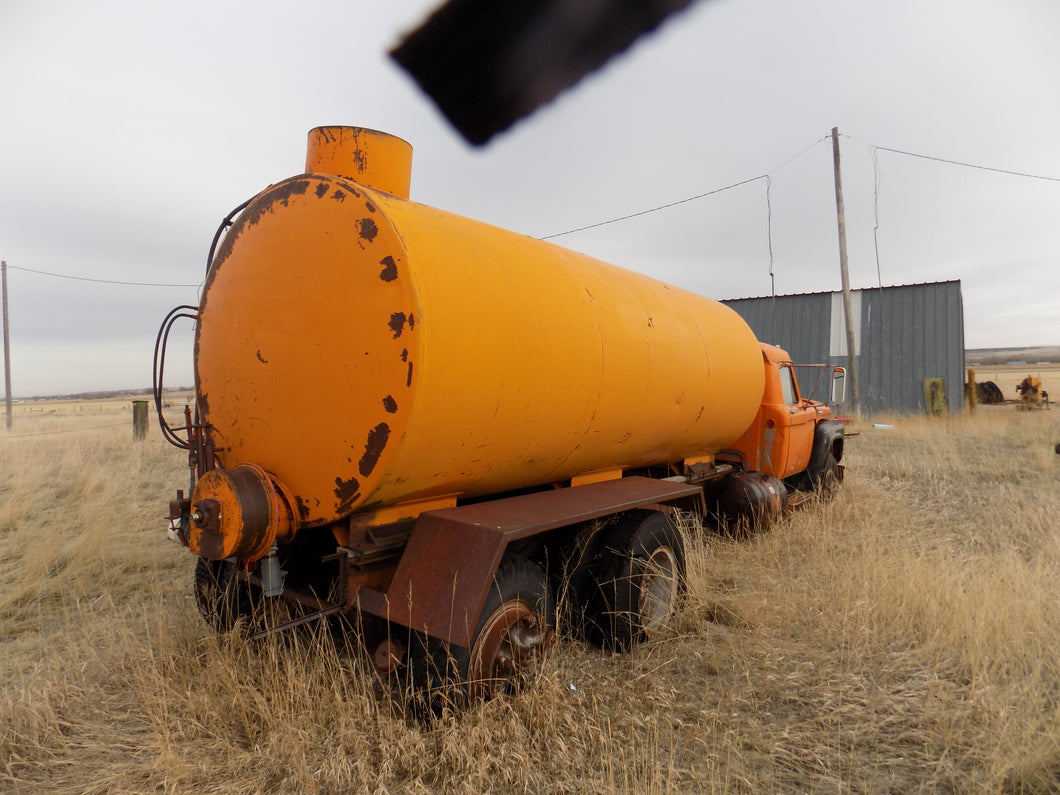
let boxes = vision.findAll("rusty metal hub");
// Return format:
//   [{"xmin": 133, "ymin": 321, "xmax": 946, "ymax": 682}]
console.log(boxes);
[
  {"xmin": 188, "ymin": 463, "xmax": 297, "ymax": 561},
  {"xmin": 467, "ymin": 599, "xmax": 554, "ymax": 699}
]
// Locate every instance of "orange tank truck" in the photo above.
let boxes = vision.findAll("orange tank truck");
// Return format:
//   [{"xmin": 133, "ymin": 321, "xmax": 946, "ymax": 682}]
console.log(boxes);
[{"xmin": 155, "ymin": 126, "xmax": 847, "ymax": 704}]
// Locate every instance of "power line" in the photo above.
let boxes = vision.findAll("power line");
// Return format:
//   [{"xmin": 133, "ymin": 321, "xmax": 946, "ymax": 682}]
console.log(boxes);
[
  {"xmin": 873, "ymin": 145, "xmax": 1060, "ymax": 183},
  {"xmin": 7, "ymin": 264, "xmax": 201, "ymax": 288},
  {"xmin": 540, "ymin": 136, "xmax": 831, "ymax": 241},
  {"xmin": 540, "ymin": 175, "xmax": 767, "ymax": 240},
  {"xmin": 842, "ymin": 136, "xmax": 1060, "ymax": 183},
  {"xmin": 871, "ymin": 146, "xmax": 883, "ymax": 289},
  {"xmin": 845, "ymin": 133, "xmax": 1060, "ymax": 288}
]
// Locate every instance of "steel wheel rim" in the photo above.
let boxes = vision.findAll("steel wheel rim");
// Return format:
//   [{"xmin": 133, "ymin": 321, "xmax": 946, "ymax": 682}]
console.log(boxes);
[
  {"xmin": 638, "ymin": 546, "xmax": 679, "ymax": 637},
  {"xmin": 468, "ymin": 599, "xmax": 550, "ymax": 699}
]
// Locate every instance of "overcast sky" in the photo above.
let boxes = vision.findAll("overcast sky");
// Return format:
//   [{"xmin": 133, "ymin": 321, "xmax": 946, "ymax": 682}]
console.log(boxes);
[{"xmin": 1, "ymin": 0, "xmax": 1057, "ymax": 397}]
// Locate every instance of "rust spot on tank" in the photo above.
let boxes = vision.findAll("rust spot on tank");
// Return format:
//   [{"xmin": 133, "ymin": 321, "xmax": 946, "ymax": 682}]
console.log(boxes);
[
  {"xmin": 407, "ymin": 313, "xmax": 416, "ymax": 329},
  {"xmin": 382, "ymin": 395, "xmax": 398, "ymax": 413},
  {"xmin": 406, "ymin": 361, "xmax": 414, "ymax": 387},
  {"xmin": 256, "ymin": 350, "xmax": 268, "ymax": 364},
  {"xmin": 379, "ymin": 256, "xmax": 398, "ymax": 282},
  {"xmin": 334, "ymin": 476, "xmax": 361, "ymax": 512},
  {"xmin": 400, "ymin": 348, "xmax": 409, "ymax": 362},
  {"xmin": 389, "ymin": 312, "xmax": 407, "ymax": 338},
  {"xmin": 331, "ymin": 189, "xmax": 347, "ymax": 202},
  {"xmin": 365, "ymin": 201, "xmax": 376, "ymax": 213},
  {"xmin": 244, "ymin": 180, "xmax": 310, "ymax": 227},
  {"xmin": 359, "ymin": 218, "xmax": 378, "ymax": 241},
  {"xmin": 295, "ymin": 497, "xmax": 311, "ymax": 521},
  {"xmin": 211, "ymin": 181, "xmax": 311, "ymax": 268},
  {"xmin": 334, "ymin": 177, "xmax": 362, "ymax": 199},
  {"xmin": 314, "ymin": 183, "xmax": 328, "ymax": 198},
  {"xmin": 359, "ymin": 423, "xmax": 391, "ymax": 477}
]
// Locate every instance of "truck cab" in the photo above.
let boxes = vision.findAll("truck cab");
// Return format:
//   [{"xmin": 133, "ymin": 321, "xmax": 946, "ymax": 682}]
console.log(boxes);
[{"xmin": 726, "ymin": 344, "xmax": 846, "ymax": 488}]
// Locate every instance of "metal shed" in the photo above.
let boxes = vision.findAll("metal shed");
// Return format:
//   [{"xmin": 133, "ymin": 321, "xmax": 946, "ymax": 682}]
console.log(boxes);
[{"xmin": 723, "ymin": 280, "xmax": 965, "ymax": 416}]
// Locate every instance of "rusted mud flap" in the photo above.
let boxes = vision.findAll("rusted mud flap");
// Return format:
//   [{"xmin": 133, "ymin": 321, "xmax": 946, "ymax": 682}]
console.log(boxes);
[{"xmin": 356, "ymin": 476, "xmax": 703, "ymax": 648}]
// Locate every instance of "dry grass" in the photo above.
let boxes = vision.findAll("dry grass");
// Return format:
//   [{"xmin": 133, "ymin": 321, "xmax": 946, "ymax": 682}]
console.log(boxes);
[{"xmin": 1, "ymin": 403, "xmax": 1059, "ymax": 792}]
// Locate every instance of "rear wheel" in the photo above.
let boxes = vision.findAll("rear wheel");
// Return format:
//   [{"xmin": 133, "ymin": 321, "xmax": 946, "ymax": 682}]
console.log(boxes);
[
  {"xmin": 468, "ymin": 570, "xmax": 553, "ymax": 699},
  {"xmin": 405, "ymin": 554, "xmax": 554, "ymax": 714},
  {"xmin": 587, "ymin": 510, "xmax": 686, "ymax": 650},
  {"xmin": 194, "ymin": 557, "xmax": 255, "ymax": 633}
]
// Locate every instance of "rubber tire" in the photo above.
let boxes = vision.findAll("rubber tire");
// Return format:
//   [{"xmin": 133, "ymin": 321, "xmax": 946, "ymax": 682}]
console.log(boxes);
[
  {"xmin": 193, "ymin": 557, "xmax": 255, "ymax": 633},
  {"xmin": 586, "ymin": 510, "xmax": 686, "ymax": 651},
  {"xmin": 546, "ymin": 522, "xmax": 607, "ymax": 641},
  {"xmin": 814, "ymin": 452, "xmax": 840, "ymax": 502},
  {"xmin": 405, "ymin": 554, "xmax": 553, "ymax": 716}
]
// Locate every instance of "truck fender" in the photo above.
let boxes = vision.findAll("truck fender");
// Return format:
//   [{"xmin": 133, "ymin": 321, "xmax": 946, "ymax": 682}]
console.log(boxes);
[{"xmin": 356, "ymin": 476, "xmax": 704, "ymax": 648}]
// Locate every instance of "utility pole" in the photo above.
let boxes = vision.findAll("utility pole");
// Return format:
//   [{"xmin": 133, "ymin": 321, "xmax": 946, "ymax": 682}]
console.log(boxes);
[
  {"xmin": 831, "ymin": 128, "xmax": 861, "ymax": 418},
  {"xmin": 2, "ymin": 260, "xmax": 11, "ymax": 430}
]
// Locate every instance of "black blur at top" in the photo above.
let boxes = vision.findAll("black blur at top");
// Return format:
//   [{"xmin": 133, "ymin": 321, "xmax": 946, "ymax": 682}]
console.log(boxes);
[{"xmin": 390, "ymin": 0, "xmax": 702, "ymax": 146}]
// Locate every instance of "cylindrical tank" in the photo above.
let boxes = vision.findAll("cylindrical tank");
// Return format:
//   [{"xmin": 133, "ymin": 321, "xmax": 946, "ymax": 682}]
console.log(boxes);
[{"xmin": 195, "ymin": 126, "xmax": 765, "ymax": 529}]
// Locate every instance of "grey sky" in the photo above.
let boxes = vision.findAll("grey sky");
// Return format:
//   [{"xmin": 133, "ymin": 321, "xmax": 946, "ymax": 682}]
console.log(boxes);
[{"xmin": 1, "ymin": 0, "xmax": 1057, "ymax": 397}]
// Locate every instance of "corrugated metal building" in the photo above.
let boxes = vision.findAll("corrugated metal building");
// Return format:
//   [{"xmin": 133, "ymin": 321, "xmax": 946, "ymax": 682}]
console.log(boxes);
[{"xmin": 723, "ymin": 281, "xmax": 964, "ymax": 416}]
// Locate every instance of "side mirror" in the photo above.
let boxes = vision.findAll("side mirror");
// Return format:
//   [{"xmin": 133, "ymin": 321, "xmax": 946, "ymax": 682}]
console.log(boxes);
[{"xmin": 831, "ymin": 367, "xmax": 847, "ymax": 405}]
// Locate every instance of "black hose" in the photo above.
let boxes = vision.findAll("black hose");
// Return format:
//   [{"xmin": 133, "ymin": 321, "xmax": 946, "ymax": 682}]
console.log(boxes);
[
  {"xmin": 153, "ymin": 304, "xmax": 199, "ymax": 449},
  {"xmin": 206, "ymin": 197, "xmax": 252, "ymax": 275}
]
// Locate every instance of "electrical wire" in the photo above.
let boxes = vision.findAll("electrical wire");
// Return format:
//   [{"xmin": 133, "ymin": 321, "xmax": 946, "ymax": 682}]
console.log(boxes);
[
  {"xmin": 871, "ymin": 146, "xmax": 883, "ymax": 288},
  {"xmin": 540, "ymin": 136, "xmax": 831, "ymax": 241},
  {"xmin": 841, "ymin": 133, "xmax": 1060, "ymax": 183},
  {"xmin": 870, "ymin": 145, "xmax": 1060, "ymax": 183},
  {"xmin": 845, "ymin": 133, "xmax": 1060, "ymax": 289},
  {"xmin": 766, "ymin": 174, "xmax": 776, "ymax": 341},
  {"xmin": 539, "ymin": 175, "xmax": 767, "ymax": 240},
  {"xmin": 6, "ymin": 264, "xmax": 201, "ymax": 288}
]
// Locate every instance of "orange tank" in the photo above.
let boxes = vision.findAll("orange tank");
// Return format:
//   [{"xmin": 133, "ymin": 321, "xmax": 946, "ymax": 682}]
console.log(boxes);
[{"xmin": 193, "ymin": 127, "xmax": 765, "ymax": 541}]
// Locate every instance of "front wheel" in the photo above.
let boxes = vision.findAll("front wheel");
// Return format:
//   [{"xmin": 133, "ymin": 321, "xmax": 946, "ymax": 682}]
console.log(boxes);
[{"xmin": 814, "ymin": 453, "xmax": 841, "ymax": 502}]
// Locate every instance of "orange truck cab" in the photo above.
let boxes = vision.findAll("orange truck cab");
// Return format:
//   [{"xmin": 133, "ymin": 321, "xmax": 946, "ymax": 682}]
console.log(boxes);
[{"xmin": 726, "ymin": 343, "xmax": 846, "ymax": 498}]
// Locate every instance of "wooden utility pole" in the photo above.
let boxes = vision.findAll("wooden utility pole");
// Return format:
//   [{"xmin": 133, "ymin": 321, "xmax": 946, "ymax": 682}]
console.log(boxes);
[
  {"xmin": 2, "ymin": 260, "xmax": 11, "ymax": 430},
  {"xmin": 831, "ymin": 128, "xmax": 861, "ymax": 418}
]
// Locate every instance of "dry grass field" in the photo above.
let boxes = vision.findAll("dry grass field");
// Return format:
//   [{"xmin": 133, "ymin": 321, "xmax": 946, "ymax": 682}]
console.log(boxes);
[{"xmin": 2, "ymin": 398, "xmax": 1059, "ymax": 793}]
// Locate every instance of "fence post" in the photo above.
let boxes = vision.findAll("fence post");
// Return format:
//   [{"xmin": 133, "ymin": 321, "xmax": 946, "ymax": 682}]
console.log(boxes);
[
  {"xmin": 965, "ymin": 367, "xmax": 977, "ymax": 412},
  {"xmin": 132, "ymin": 399, "xmax": 149, "ymax": 440}
]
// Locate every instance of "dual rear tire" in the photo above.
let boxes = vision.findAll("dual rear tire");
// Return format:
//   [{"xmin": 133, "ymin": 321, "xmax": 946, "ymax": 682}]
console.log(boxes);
[
  {"xmin": 402, "ymin": 509, "xmax": 685, "ymax": 713},
  {"xmin": 563, "ymin": 509, "xmax": 686, "ymax": 651}
]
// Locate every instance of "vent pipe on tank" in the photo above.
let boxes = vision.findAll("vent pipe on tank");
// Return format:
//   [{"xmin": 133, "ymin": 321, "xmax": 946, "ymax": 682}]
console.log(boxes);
[{"xmin": 305, "ymin": 126, "xmax": 413, "ymax": 199}]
